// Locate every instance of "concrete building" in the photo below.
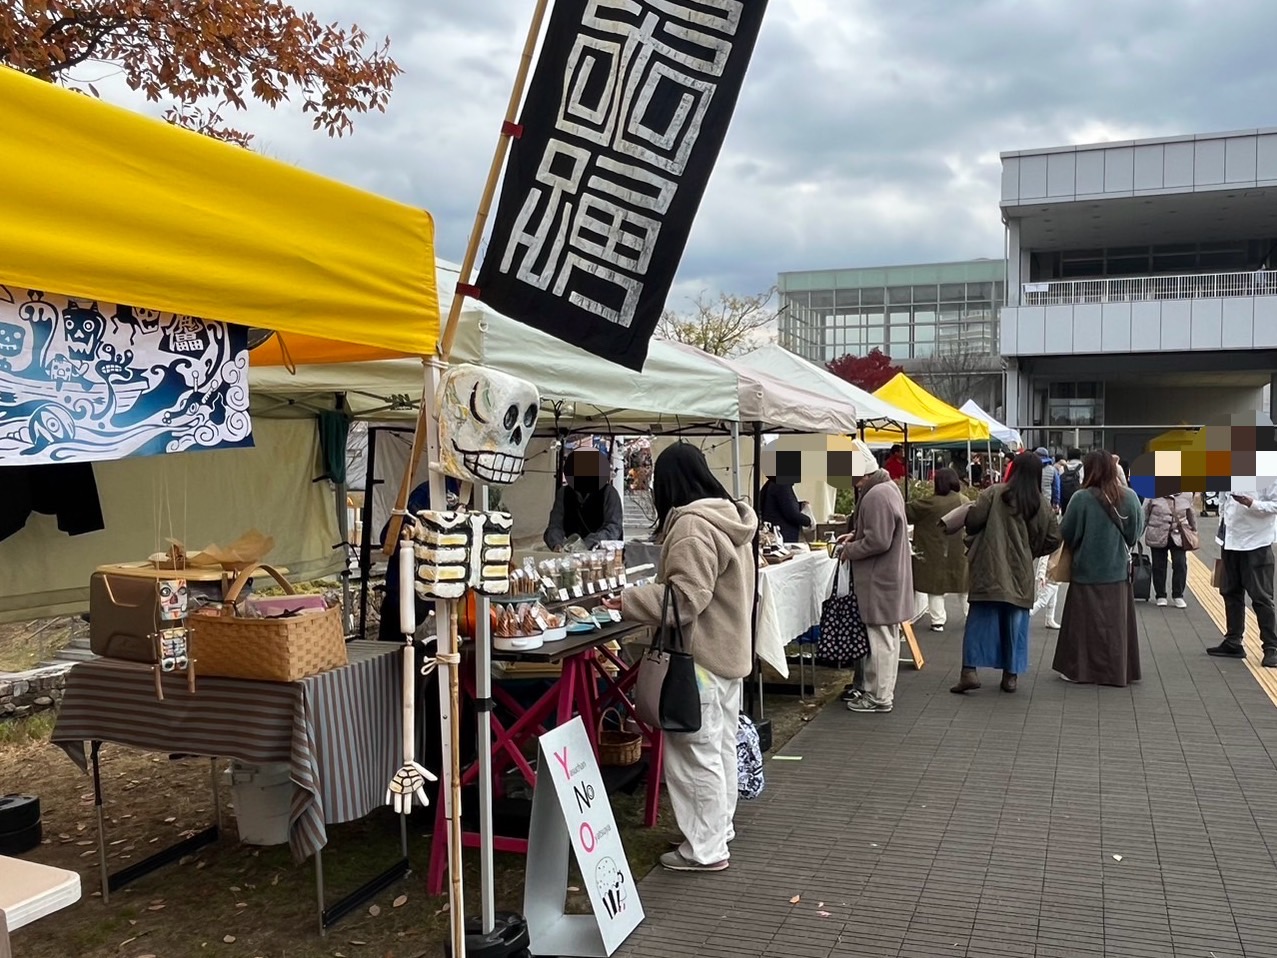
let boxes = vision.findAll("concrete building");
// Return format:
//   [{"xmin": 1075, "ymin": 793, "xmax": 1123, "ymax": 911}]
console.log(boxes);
[
  {"xmin": 1000, "ymin": 129, "xmax": 1277, "ymax": 460},
  {"xmin": 777, "ymin": 259, "xmax": 1005, "ymax": 412}
]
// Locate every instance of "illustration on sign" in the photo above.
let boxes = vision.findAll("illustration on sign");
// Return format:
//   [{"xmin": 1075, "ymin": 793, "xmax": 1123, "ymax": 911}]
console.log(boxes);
[
  {"xmin": 0, "ymin": 287, "xmax": 252, "ymax": 465},
  {"xmin": 524, "ymin": 715, "xmax": 644, "ymax": 957}
]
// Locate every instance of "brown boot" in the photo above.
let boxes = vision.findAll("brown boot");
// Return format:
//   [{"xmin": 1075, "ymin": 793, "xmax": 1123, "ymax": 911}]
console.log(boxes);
[
  {"xmin": 1001, "ymin": 672, "xmax": 1017, "ymax": 693},
  {"xmin": 950, "ymin": 668, "xmax": 981, "ymax": 694}
]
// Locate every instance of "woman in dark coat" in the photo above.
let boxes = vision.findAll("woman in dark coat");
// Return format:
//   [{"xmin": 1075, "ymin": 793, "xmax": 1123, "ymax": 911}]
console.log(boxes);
[
  {"xmin": 1052, "ymin": 451, "xmax": 1145, "ymax": 687},
  {"xmin": 953, "ymin": 452, "xmax": 1062, "ymax": 694},
  {"xmin": 905, "ymin": 468, "xmax": 968, "ymax": 632},
  {"xmin": 758, "ymin": 477, "xmax": 812, "ymax": 543}
]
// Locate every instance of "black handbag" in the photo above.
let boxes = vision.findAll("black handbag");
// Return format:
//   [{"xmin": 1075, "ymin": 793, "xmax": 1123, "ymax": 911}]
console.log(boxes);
[
  {"xmin": 634, "ymin": 584, "xmax": 702, "ymax": 734},
  {"xmin": 818, "ymin": 562, "xmax": 870, "ymax": 664}
]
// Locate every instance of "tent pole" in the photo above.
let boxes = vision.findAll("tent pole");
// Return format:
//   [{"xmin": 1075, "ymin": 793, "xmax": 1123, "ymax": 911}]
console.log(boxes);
[
  {"xmin": 966, "ymin": 439, "xmax": 972, "ymax": 485},
  {"xmin": 475, "ymin": 485, "xmax": 496, "ymax": 935},
  {"xmin": 383, "ymin": 0, "xmax": 552, "ymax": 555},
  {"xmin": 357, "ymin": 427, "xmax": 378, "ymax": 639},
  {"xmin": 335, "ymin": 394, "xmax": 353, "ymax": 635},
  {"xmin": 903, "ymin": 425, "xmax": 910, "ymax": 499},
  {"xmin": 730, "ymin": 421, "xmax": 742, "ymax": 499},
  {"xmin": 749, "ymin": 422, "xmax": 764, "ymax": 722}
]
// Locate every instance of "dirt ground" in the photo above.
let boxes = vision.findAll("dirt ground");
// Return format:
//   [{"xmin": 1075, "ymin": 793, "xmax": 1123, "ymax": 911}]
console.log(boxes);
[{"xmin": 2, "ymin": 665, "xmax": 849, "ymax": 958}]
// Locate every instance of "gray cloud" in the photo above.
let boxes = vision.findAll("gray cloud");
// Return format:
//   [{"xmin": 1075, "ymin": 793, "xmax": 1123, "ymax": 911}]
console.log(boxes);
[{"xmin": 88, "ymin": 0, "xmax": 1277, "ymax": 305}]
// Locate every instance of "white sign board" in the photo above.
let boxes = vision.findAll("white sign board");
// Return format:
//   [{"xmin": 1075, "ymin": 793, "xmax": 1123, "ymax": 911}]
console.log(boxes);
[{"xmin": 524, "ymin": 716, "xmax": 644, "ymax": 957}]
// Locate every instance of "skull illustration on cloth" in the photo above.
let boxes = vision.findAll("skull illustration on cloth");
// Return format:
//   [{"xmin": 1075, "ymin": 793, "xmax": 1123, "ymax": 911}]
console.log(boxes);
[{"xmin": 437, "ymin": 364, "xmax": 539, "ymax": 486}]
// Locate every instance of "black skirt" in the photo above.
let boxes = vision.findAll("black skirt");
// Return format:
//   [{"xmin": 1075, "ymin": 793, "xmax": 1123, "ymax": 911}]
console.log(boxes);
[{"xmin": 1052, "ymin": 581, "xmax": 1140, "ymax": 687}]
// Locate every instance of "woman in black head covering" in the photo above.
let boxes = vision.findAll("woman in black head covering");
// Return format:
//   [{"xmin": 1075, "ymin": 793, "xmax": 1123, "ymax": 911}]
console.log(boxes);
[{"xmin": 544, "ymin": 448, "xmax": 625, "ymax": 550}]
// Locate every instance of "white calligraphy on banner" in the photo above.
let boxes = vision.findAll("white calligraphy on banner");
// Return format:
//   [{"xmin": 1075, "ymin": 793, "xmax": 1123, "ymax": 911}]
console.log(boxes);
[
  {"xmin": 499, "ymin": 0, "xmax": 744, "ymax": 329},
  {"xmin": 0, "ymin": 288, "xmax": 251, "ymax": 465}
]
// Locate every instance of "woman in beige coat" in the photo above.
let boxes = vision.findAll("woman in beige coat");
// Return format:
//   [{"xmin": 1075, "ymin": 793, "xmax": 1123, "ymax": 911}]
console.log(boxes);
[
  {"xmin": 839, "ymin": 469, "xmax": 914, "ymax": 714},
  {"xmin": 609, "ymin": 443, "xmax": 757, "ymax": 873},
  {"xmin": 1143, "ymin": 492, "xmax": 1197, "ymax": 607}
]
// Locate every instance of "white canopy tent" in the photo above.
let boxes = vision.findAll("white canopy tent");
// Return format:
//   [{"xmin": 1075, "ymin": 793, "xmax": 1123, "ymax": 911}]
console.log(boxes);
[
  {"xmin": 253, "ymin": 262, "xmax": 861, "ymax": 437},
  {"xmin": 735, "ymin": 344, "xmax": 934, "ymax": 429},
  {"xmin": 960, "ymin": 400, "xmax": 1023, "ymax": 450}
]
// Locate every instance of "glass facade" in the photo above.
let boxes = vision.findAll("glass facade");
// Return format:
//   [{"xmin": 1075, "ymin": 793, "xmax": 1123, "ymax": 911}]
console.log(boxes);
[{"xmin": 778, "ymin": 260, "xmax": 1006, "ymax": 364}]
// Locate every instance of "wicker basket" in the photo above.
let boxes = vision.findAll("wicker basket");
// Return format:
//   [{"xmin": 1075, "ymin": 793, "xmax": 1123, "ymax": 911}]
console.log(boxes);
[
  {"xmin": 596, "ymin": 707, "xmax": 642, "ymax": 767},
  {"xmin": 189, "ymin": 564, "xmax": 346, "ymax": 682}
]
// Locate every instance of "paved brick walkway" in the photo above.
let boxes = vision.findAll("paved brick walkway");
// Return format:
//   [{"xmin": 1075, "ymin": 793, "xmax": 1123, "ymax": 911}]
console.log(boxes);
[{"xmin": 621, "ymin": 520, "xmax": 1277, "ymax": 958}]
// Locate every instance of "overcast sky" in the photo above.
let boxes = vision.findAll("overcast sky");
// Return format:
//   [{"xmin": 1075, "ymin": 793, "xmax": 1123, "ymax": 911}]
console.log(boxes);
[{"xmin": 91, "ymin": 0, "xmax": 1277, "ymax": 308}]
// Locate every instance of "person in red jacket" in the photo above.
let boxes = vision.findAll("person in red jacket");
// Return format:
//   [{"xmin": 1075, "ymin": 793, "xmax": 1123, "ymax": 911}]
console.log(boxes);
[{"xmin": 884, "ymin": 444, "xmax": 907, "ymax": 481}]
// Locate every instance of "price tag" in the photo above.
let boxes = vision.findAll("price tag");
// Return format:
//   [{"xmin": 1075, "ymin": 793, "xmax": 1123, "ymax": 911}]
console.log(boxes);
[
  {"xmin": 573, "ymin": 585, "xmax": 584, "ymax": 599},
  {"xmin": 533, "ymin": 611, "xmax": 550, "ymax": 630},
  {"xmin": 607, "ymin": 609, "xmax": 622, "ymax": 623},
  {"xmin": 559, "ymin": 589, "xmax": 570, "ymax": 603},
  {"xmin": 586, "ymin": 581, "xmax": 597, "ymax": 595},
  {"xmin": 608, "ymin": 577, "xmax": 618, "ymax": 591},
  {"xmin": 541, "ymin": 576, "xmax": 557, "ymax": 592}
]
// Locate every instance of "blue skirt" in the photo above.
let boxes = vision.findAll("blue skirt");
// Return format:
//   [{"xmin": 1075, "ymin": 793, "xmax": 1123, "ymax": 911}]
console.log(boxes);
[{"xmin": 962, "ymin": 601, "xmax": 1030, "ymax": 674}]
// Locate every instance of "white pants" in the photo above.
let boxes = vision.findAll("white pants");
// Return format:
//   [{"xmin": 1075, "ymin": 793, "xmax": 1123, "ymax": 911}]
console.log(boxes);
[
  {"xmin": 1030, "ymin": 555, "xmax": 1059, "ymax": 623},
  {"xmin": 862, "ymin": 624, "xmax": 901, "ymax": 708},
  {"xmin": 913, "ymin": 592, "xmax": 969, "ymax": 627},
  {"xmin": 665, "ymin": 670, "xmax": 742, "ymax": 866}
]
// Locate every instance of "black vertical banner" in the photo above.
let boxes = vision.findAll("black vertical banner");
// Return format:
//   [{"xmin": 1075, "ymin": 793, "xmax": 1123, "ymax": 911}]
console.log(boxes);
[{"xmin": 475, "ymin": 0, "xmax": 769, "ymax": 371}]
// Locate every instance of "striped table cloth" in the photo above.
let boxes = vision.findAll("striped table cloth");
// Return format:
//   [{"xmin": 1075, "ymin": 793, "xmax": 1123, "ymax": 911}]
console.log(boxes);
[{"xmin": 52, "ymin": 641, "xmax": 401, "ymax": 862}]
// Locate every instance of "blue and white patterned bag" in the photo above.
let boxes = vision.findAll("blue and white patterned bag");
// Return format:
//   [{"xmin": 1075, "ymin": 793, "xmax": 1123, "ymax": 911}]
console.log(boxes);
[{"xmin": 737, "ymin": 712, "xmax": 765, "ymax": 800}]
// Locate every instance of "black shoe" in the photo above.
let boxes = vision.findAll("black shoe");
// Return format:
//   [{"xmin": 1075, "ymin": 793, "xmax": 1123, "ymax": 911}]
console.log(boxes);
[
  {"xmin": 1264, "ymin": 651, "xmax": 1277, "ymax": 669},
  {"xmin": 840, "ymin": 685, "xmax": 863, "ymax": 702},
  {"xmin": 1207, "ymin": 642, "xmax": 1247, "ymax": 658}
]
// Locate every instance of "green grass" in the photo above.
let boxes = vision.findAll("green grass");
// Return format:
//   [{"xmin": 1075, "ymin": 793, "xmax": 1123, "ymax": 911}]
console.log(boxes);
[{"xmin": 0, "ymin": 711, "xmax": 56, "ymax": 745}]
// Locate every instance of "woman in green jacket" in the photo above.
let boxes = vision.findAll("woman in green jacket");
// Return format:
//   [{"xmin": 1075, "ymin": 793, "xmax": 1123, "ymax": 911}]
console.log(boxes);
[
  {"xmin": 1052, "ymin": 450, "xmax": 1146, "ymax": 687},
  {"xmin": 905, "ymin": 468, "xmax": 969, "ymax": 632},
  {"xmin": 953, "ymin": 453, "xmax": 1062, "ymax": 694}
]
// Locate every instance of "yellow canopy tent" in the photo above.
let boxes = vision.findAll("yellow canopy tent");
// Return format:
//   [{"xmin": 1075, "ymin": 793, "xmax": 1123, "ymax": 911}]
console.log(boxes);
[
  {"xmin": 0, "ymin": 66, "xmax": 439, "ymax": 360},
  {"xmin": 861, "ymin": 373, "xmax": 991, "ymax": 446},
  {"xmin": 1146, "ymin": 426, "xmax": 1200, "ymax": 452}
]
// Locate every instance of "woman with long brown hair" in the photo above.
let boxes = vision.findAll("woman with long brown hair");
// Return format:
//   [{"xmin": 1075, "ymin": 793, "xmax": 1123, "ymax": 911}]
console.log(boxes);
[
  {"xmin": 952, "ymin": 452, "xmax": 1061, "ymax": 694},
  {"xmin": 1052, "ymin": 450, "xmax": 1146, "ymax": 686}
]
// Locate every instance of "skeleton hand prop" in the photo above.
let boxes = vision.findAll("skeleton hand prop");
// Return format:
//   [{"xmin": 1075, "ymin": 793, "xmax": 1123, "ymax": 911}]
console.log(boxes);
[{"xmin": 386, "ymin": 761, "xmax": 438, "ymax": 815}]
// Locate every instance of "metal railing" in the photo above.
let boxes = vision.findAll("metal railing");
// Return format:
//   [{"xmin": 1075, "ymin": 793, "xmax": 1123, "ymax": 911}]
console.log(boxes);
[{"xmin": 1021, "ymin": 270, "xmax": 1277, "ymax": 306}]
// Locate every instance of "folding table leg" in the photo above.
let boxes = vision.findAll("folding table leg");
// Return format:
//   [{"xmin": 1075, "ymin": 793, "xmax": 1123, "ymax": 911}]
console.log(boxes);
[
  {"xmin": 91, "ymin": 742, "xmax": 111, "ymax": 904},
  {"xmin": 315, "ymin": 849, "xmax": 326, "ymax": 937}
]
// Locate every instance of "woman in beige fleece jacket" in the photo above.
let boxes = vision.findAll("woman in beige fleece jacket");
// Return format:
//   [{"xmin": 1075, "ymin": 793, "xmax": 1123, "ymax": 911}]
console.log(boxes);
[{"xmin": 608, "ymin": 443, "xmax": 757, "ymax": 873}]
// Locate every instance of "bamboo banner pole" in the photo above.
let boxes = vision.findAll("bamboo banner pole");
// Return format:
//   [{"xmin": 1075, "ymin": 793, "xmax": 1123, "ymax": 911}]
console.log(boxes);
[{"xmin": 382, "ymin": 0, "xmax": 552, "ymax": 557}]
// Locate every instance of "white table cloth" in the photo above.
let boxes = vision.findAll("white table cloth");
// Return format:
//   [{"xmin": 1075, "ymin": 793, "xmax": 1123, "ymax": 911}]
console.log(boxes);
[{"xmin": 755, "ymin": 550, "xmax": 837, "ymax": 678}]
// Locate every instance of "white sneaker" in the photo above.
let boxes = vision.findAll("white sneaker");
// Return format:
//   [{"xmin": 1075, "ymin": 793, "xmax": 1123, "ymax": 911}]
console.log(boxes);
[
  {"xmin": 1156, "ymin": 598, "xmax": 1168, "ymax": 607},
  {"xmin": 1045, "ymin": 620, "xmax": 1060, "ymax": 631},
  {"xmin": 1174, "ymin": 598, "xmax": 1188, "ymax": 609}
]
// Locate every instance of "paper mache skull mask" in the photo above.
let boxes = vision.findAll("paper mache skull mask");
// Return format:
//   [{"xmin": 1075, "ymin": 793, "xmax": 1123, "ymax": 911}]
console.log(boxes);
[{"xmin": 438, "ymin": 364, "xmax": 540, "ymax": 486}]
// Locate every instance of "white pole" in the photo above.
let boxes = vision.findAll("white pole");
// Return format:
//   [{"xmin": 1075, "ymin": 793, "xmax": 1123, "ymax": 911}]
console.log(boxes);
[
  {"xmin": 730, "ymin": 421, "xmax": 742, "ymax": 499},
  {"xmin": 475, "ymin": 484, "xmax": 495, "ymax": 933}
]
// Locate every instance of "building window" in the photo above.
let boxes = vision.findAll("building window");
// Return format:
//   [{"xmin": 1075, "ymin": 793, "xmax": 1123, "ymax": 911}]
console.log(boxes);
[
  {"xmin": 834, "ymin": 289, "xmax": 859, "ymax": 308},
  {"xmin": 860, "ymin": 287, "xmax": 885, "ymax": 306},
  {"xmin": 887, "ymin": 286, "xmax": 912, "ymax": 304}
]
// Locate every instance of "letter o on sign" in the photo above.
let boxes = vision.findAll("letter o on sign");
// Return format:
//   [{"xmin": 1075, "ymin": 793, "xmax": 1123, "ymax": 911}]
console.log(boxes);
[{"xmin": 580, "ymin": 822, "xmax": 596, "ymax": 854}]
